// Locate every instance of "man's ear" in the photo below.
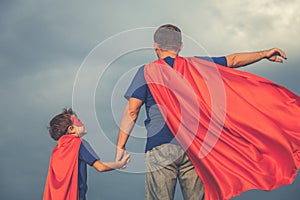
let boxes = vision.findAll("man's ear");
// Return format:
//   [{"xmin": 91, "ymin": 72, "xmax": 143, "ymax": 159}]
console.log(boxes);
[
  {"xmin": 178, "ymin": 42, "xmax": 183, "ymax": 52},
  {"xmin": 154, "ymin": 42, "xmax": 159, "ymax": 50}
]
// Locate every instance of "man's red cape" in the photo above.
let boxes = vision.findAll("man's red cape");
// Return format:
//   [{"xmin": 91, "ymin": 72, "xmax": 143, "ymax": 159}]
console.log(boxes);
[
  {"xmin": 43, "ymin": 135, "xmax": 82, "ymax": 200},
  {"xmin": 144, "ymin": 56, "xmax": 300, "ymax": 200}
]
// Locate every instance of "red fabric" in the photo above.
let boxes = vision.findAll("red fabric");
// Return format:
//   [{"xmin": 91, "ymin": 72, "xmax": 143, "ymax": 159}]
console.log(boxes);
[
  {"xmin": 43, "ymin": 135, "xmax": 82, "ymax": 200},
  {"xmin": 144, "ymin": 56, "xmax": 300, "ymax": 200}
]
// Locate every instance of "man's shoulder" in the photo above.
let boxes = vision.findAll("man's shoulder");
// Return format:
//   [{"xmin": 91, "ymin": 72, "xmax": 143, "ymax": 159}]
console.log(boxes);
[
  {"xmin": 193, "ymin": 56, "xmax": 227, "ymax": 66},
  {"xmin": 129, "ymin": 65, "xmax": 145, "ymax": 80}
]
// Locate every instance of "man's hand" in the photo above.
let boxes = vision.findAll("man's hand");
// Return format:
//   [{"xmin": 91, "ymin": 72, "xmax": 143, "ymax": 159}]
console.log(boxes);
[
  {"xmin": 115, "ymin": 147, "xmax": 126, "ymax": 162},
  {"xmin": 226, "ymin": 47, "xmax": 287, "ymax": 68},
  {"xmin": 263, "ymin": 48, "xmax": 287, "ymax": 63},
  {"xmin": 119, "ymin": 151, "xmax": 131, "ymax": 169},
  {"xmin": 115, "ymin": 148, "xmax": 130, "ymax": 169}
]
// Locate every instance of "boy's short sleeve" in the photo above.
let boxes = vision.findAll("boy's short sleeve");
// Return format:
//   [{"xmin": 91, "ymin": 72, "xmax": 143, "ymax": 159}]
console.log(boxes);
[
  {"xmin": 79, "ymin": 140, "xmax": 100, "ymax": 166},
  {"xmin": 195, "ymin": 56, "xmax": 227, "ymax": 67},
  {"xmin": 124, "ymin": 66, "xmax": 147, "ymax": 102}
]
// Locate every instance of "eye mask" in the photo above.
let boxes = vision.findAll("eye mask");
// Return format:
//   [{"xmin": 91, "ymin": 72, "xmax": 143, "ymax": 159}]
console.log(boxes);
[{"xmin": 71, "ymin": 116, "xmax": 84, "ymax": 127}]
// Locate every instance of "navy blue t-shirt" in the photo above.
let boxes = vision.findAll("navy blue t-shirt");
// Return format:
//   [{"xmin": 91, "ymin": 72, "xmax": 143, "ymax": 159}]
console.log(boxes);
[
  {"xmin": 78, "ymin": 139, "xmax": 100, "ymax": 200},
  {"xmin": 125, "ymin": 56, "xmax": 227, "ymax": 152}
]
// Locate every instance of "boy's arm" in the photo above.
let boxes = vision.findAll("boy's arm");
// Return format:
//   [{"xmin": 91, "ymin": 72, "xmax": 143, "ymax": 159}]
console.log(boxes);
[
  {"xmin": 226, "ymin": 48, "xmax": 287, "ymax": 68},
  {"xmin": 93, "ymin": 151, "xmax": 131, "ymax": 172}
]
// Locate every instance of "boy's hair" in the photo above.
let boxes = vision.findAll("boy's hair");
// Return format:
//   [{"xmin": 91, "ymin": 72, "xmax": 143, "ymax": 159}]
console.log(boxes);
[
  {"xmin": 154, "ymin": 24, "xmax": 182, "ymax": 52},
  {"xmin": 48, "ymin": 108, "xmax": 75, "ymax": 141}
]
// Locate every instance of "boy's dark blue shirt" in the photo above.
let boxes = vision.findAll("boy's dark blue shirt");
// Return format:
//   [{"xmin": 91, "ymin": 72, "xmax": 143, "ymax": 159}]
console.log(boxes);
[{"xmin": 78, "ymin": 139, "xmax": 100, "ymax": 200}]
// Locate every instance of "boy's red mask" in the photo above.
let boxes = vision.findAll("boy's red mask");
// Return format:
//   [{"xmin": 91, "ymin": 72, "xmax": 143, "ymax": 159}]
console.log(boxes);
[{"xmin": 71, "ymin": 116, "xmax": 84, "ymax": 127}]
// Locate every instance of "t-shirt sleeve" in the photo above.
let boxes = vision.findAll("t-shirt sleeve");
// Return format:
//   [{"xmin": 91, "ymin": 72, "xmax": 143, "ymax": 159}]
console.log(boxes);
[
  {"xmin": 124, "ymin": 66, "xmax": 147, "ymax": 102},
  {"xmin": 195, "ymin": 56, "xmax": 228, "ymax": 67},
  {"xmin": 79, "ymin": 140, "xmax": 100, "ymax": 166}
]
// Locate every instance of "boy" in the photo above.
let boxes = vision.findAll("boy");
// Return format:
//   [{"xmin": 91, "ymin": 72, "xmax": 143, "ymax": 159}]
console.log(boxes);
[{"xmin": 43, "ymin": 108, "xmax": 130, "ymax": 200}]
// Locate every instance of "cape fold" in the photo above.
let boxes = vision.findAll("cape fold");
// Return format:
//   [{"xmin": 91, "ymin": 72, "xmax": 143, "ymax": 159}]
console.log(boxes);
[
  {"xmin": 43, "ymin": 135, "xmax": 82, "ymax": 200},
  {"xmin": 144, "ymin": 56, "xmax": 300, "ymax": 200}
]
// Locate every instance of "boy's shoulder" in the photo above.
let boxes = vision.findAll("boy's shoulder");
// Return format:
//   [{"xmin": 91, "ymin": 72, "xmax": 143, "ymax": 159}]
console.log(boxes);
[{"xmin": 79, "ymin": 139, "xmax": 100, "ymax": 160}]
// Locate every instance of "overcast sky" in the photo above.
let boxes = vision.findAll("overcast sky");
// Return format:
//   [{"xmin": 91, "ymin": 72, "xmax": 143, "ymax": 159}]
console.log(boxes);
[{"xmin": 1, "ymin": 0, "xmax": 300, "ymax": 199}]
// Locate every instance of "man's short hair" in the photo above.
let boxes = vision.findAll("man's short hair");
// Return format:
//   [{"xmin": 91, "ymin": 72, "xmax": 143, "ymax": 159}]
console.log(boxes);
[
  {"xmin": 154, "ymin": 24, "xmax": 182, "ymax": 52},
  {"xmin": 48, "ymin": 108, "xmax": 75, "ymax": 141}
]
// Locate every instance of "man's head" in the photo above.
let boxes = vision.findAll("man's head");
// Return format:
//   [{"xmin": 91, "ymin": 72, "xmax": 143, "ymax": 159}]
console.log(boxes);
[
  {"xmin": 154, "ymin": 24, "xmax": 182, "ymax": 54},
  {"xmin": 48, "ymin": 108, "xmax": 86, "ymax": 141}
]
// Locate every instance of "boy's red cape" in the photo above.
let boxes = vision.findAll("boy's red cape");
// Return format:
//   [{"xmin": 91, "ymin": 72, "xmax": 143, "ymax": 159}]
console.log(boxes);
[
  {"xmin": 144, "ymin": 57, "xmax": 300, "ymax": 200},
  {"xmin": 43, "ymin": 135, "xmax": 82, "ymax": 200}
]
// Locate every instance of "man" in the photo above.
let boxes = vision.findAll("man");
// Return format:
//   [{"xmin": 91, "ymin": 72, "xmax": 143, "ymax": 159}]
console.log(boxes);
[{"xmin": 115, "ymin": 24, "xmax": 292, "ymax": 200}]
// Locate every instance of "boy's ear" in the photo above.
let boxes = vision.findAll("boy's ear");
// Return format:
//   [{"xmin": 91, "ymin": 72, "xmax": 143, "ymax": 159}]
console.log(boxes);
[{"xmin": 67, "ymin": 125, "xmax": 75, "ymax": 134}]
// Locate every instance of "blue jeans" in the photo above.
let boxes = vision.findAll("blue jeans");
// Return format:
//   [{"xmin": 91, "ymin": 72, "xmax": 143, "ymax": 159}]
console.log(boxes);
[{"xmin": 145, "ymin": 143, "xmax": 204, "ymax": 200}]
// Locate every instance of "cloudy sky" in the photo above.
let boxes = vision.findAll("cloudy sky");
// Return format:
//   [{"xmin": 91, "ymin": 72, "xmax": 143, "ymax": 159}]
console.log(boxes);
[{"xmin": 1, "ymin": 0, "xmax": 299, "ymax": 199}]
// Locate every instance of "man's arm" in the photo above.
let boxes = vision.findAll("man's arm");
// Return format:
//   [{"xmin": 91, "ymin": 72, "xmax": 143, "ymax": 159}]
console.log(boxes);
[
  {"xmin": 115, "ymin": 97, "xmax": 143, "ymax": 161},
  {"xmin": 226, "ymin": 48, "xmax": 287, "ymax": 68}
]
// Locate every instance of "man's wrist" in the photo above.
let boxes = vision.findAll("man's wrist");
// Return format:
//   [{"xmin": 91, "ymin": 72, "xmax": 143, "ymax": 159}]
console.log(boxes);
[
  {"xmin": 259, "ymin": 50, "xmax": 268, "ymax": 59},
  {"xmin": 117, "ymin": 145, "xmax": 126, "ymax": 150}
]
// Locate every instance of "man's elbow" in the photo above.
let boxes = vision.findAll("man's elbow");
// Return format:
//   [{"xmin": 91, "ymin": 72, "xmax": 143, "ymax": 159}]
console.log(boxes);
[
  {"xmin": 128, "ymin": 110, "xmax": 139, "ymax": 122},
  {"xmin": 127, "ymin": 98, "xmax": 142, "ymax": 122},
  {"xmin": 226, "ymin": 54, "xmax": 241, "ymax": 68},
  {"xmin": 226, "ymin": 54, "xmax": 237, "ymax": 68}
]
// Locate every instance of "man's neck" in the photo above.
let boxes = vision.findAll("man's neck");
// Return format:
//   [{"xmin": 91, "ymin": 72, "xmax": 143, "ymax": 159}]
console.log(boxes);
[{"xmin": 156, "ymin": 49, "xmax": 178, "ymax": 59}]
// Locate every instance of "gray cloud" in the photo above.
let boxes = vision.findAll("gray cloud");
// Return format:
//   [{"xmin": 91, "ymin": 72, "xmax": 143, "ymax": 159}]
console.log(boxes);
[{"xmin": 0, "ymin": 0, "xmax": 299, "ymax": 199}]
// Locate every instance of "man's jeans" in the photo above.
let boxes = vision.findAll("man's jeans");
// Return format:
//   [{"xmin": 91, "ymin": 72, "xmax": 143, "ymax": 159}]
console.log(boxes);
[{"xmin": 145, "ymin": 143, "xmax": 204, "ymax": 200}]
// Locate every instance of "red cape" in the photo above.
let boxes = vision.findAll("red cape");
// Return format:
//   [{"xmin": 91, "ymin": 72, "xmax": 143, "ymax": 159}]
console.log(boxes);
[
  {"xmin": 43, "ymin": 135, "xmax": 82, "ymax": 200},
  {"xmin": 144, "ymin": 57, "xmax": 300, "ymax": 200}
]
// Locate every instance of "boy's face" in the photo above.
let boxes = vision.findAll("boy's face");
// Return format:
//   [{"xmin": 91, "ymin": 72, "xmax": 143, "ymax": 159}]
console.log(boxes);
[{"xmin": 71, "ymin": 115, "xmax": 87, "ymax": 137}]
